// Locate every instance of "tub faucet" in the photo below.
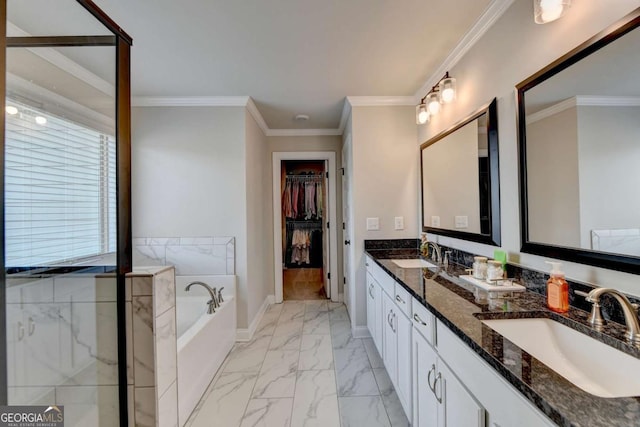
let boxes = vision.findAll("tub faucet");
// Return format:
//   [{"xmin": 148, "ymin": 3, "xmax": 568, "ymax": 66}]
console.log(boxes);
[
  {"xmin": 185, "ymin": 281, "xmax": 219, "ymax": 314},
  {"xmin": 585, "ymin": 287, "xmax": 640, "ymax": 346}
]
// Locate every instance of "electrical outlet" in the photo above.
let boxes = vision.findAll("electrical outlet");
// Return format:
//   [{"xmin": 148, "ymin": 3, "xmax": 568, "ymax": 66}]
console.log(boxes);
[
  {"xmin": 431, "ymin": 216, "xmax": 440, "ymax": 227},
  {"xmin": 455, "ymin": 215, "xmax": 469, "ymax": 229},
  {"xmin": 394, "ymin": 216, "xmax": 404, "ymax": 230},
  {"xmin": 366, "ymin": 217, "xmax": 380, "ymax": 231}
]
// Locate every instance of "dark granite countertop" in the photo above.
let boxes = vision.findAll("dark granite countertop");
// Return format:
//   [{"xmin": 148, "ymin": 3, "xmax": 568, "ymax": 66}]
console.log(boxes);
[{"xmin": 365, "ymin": 248, "xmax": 640, "ymax": 427}]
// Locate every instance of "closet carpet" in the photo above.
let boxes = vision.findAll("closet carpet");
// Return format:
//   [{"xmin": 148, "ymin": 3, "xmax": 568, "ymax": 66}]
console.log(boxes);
[{"xmin": 283, "ymin": 268, "xmax": 326, "ymax": 300}]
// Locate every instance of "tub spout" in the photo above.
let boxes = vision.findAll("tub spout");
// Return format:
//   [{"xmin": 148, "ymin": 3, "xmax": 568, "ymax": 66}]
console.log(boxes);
[{"xmin": 185, "ymin": 281, "xmax": 219, "ymax": 314}]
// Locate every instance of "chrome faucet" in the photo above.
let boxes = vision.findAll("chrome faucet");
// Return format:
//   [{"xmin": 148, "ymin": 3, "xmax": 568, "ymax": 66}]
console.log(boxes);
[
  {"xmin": 586, "ymin": 287, "xmax": 640, "ymax": 346},
  {"xmin": 185, "ymin": 281, "xmax": 219, "ymax": 314},
  {"xmin": 427, "ymin": 241, "xmax": 442, "ymax": 264}
]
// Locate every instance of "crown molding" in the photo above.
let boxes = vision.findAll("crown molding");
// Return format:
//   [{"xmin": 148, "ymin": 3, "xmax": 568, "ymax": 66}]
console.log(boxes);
[
  {"xmin": 526, "ymin": 96, "xmax": 640, "ymax": 124},
  {"xmin": 414, "ymin": 0, "xmax": 516, "ymax": 98},
  {"xmin": 131, "ymin": 96, "xmax": 250, "ymax": 107},
  {"xmin": 266, "ymin": 128, "xmax": 343, "ymax": 137},
  {"xmin": 246, "ymin": 97, "xmax": 270, "ymax": 134}
]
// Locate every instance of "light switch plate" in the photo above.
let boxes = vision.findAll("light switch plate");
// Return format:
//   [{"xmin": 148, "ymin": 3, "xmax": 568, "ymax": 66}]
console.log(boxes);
[
  {"xmin": 431, "ymin": 216, "xmax": 440, "ymax": 227},
  {"xmin": 455, "ymin": 215, "xmax": 469, "ymax": 229},
  {"xmin": 394, "ymin": 216, "xmax": 404, "ymax": 230},
  {"xmin": 366, "ymin": 217, "xmax": 380, "ymax": 231}
]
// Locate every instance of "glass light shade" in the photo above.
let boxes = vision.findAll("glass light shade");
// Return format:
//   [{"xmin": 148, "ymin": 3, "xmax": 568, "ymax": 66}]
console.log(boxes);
[
  {"xmin": 35, "ymin": 116, "xmax": 47, "ymax": 125},
  {"xmin": 416, "ymin": 104, "xmax": 430, "ymax": 124},
  {"xmin": 5, "ymin": 105, "xmax": 18, "ymax": 115},
  {"xmin": 426, "ymin": 92, "xmax": 441, "ymax": 115},
  {"xmin": 439, "ymin": 77, "xmax": 456, "ymax": 103},
  {"xmin": 534, "ymin": 0, "xmax": 571, "ymax": 24}
]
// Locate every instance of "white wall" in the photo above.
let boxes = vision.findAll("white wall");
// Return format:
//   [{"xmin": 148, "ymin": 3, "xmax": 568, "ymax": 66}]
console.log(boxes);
[
  {"xmin": 422, "ymin": 119, "xmax": 480, "ymax": 233},
  {"xmin": 417, "ymin": 0, "xmax": 640, "ymax": 296},
  {"xmin": 349, "ymin": 105, "xmax": 418, "ymax": 327},
  {"xmin": 132, "ymin": 106, "xmax": 259, "ymax": 328},
  {"xmin": 527, "ymin": 106, "xmax": 580, "ymax": 247},
  {"xmin": 267, "ymin": 135, "xmax": 344, "ymax": 296},
  {"xmin": 245, "ymin": 111, "xmax": 271, "ymax": 323}
]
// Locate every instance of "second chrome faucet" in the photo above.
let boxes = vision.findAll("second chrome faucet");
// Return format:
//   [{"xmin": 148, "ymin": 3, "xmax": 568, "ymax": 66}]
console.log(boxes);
[{"xmin": 185, "ymin": 281, "xmax": 222, "ymax": 314}]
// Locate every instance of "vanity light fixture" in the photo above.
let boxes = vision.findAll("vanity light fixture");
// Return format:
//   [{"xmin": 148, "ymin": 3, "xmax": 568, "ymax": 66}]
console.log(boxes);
[
  {"xmin": 415, "ymin": 71, "xmax": 456, "ymax": 124},
  {"xmin": 534, "ymin": 0, "xmax": 571, "ymax": 24},
  {"xmin": 34, "ymin": 116, "xmax": 47, "ymax": 125},
  {"xmin": 5, "ymin": 105, "xmax": 18, "ymax": 115}
]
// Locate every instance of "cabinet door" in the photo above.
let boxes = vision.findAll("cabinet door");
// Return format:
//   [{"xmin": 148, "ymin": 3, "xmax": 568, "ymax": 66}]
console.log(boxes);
[
  {"xmin": 366, "ymin": 273, "xmax": 376, "ymax": 341},
  {"xmin": 396, "ymin": 311, "xmax": 412, "ymax": 419},
  {"xmin": 439, "ymin": 362, "xmax": 485, "ymax": 427},
  {"xmin": 373, "ymin": 282, "xmax": 383, "ymax": 356},
  {"xmin": 382, "ymin": 292, "xmax": 397, "ymax": 384},
  {"xmin": 412, "ymin": 329, "xmax": 439, "ymax": 427}
]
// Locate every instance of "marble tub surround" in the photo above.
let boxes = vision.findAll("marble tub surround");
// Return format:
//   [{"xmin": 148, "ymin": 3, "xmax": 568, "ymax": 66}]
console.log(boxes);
[
  {"xmin": 133, "ymin": 236, "xmax": 235, "ymax": 275},
  {"xmin": 185, "ymin": 301, "xmax": 408, "ymax": 427},
  {"xmin": 126, "ymin": 266, "xmax": 178, "ymax": 427},
  {"xmin": 366, "ymin": 246, "xmax": 640, "ymax": 427}
]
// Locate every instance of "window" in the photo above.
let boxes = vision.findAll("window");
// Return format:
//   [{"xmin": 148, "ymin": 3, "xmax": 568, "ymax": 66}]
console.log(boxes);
[{"xmin": 5, "ymin": 100, "xmax": 116, "ymax": 267}]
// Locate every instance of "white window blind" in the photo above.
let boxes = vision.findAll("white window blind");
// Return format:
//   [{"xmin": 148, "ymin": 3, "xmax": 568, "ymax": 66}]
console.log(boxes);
[{"xmin": 5, "ymin": 100, "xmax": 116, "ymax": 267}]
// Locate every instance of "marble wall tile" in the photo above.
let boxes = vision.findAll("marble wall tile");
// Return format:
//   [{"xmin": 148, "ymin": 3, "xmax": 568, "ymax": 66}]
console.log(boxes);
[
  {"xmin": 134, "ymin": 386, "xmax": 156, "ymax": 427},
  {"xmin": 180, "ymin": 237, "xmax": 214, "ymax": 245},
  {"xmin": 158, "ymin": 381, "xmax": 178, "ymax": 427},
  {"xmin": 127, "ymin": 385, "xmax": 135, "ymax": 427},
  {"xmin": 339, "ymin": 396, "xmax": 391, "ymax": 427},
  {"xmin": 153, "ymin": 268, "xmax": 176, "ymax": 316},
  {"xmin": 56, "ymin": 385, "xmax": 119, "ymax": 427},
  {"xmin": 214, "ymin": 237, "xmax": 234, "ymax": 245},
  {"xmin": 7, "ymin": 386, "xmax": 55, "ymax": 405},
  {"xmin": 252, "ymin": 350, "xmax": 299, "ymax": 398},
  {"xmin": 53, "ymin": 274, "xmax": 117, "ymax": 303},
  {"xmin": 291, "ymin": 370, "xmax": 340, "ymax": 427},
  {"xmin": 240, "ymin": 398, "xmax": 293, "ymax": 427},
  {"xmin": 299, "ymin": 335, "xmax": 333, "ymax": 370},
  {"xmin": 133, "ymin": 245, "xmax": 167, "ymax": 266},
  {"xmin": 165, "ymin": 245, "xmax": 227, "ymax": 275},
  {"xmin": 131, "ymin": 276, "xmax": 153, "ymax": 297},
  {"xmin": 7, "ymin": 278, "xmax": 55, "ymax": 304},
  {"xmin": 334, "ymin": 346, "xmax": 378, "ymax": 396},
  {"xmin": 154, "ymin": 307, "xmax": 177, "ymax": 397},
  {"xmin": 133, "ymin": 296, "xmax": 155, "ymax": 387},
  {"xmin": 125, "ymin": 302, "xmax": 134, "ymax": 385},
  {"xmin": 187, "ymin": 372, "xmax": 258, "ymax": 427}
]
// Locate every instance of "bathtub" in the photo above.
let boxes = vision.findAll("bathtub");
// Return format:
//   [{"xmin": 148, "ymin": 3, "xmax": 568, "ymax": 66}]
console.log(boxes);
[{"xmin": 176, "ymin": 275, "xmax": 236, "ymax": 426}]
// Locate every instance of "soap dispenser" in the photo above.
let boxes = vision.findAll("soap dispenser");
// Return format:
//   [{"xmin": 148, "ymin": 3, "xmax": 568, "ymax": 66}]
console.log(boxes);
[{"xmin": 546, "ymin": 261, "xmax": 569, "ymax": 313}]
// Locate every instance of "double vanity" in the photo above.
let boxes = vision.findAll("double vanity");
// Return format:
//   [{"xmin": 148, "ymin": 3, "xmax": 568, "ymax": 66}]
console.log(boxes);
[{"xmin": 365, "ymin": 241, "xmax": 640, "ymax": 427}]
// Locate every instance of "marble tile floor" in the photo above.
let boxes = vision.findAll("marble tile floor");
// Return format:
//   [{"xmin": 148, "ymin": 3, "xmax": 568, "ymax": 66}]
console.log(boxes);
[{"xmin": 184, "ymin": 300, "xmax": 410, "ymax": 427}]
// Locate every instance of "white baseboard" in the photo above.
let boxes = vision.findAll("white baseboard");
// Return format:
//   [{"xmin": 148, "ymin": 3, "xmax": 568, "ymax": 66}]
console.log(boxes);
[
  {"xmin": 352, "ymin": 326, "xmax": 371, "ymax": 339},
  {"xmin": 335, "ymin": 293, "xmax": 344, "ymax": 303},
  {"xmin": 236, "ymin": 294, "xmax": 274, "ymax": 342}
]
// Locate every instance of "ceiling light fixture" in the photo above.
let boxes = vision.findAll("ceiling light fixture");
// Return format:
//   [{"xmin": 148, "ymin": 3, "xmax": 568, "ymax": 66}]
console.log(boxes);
[
  {"xmin": 5, "ymin": 105, "xmax": 18, "ymax": 115},
  {"xmin": 294, "ymin": 114, "xmax": 310, "ymax": 121},
  {"xmin": 35, "ymin": 116, "xmax": 47, "ymax": 125},
  {"xmin": 534, "ymin": 0, "xmax": 571, "ymax": 24},
  {"xmin": 416, "ymin": 71, "xmax": 456, "ymax": 125}
]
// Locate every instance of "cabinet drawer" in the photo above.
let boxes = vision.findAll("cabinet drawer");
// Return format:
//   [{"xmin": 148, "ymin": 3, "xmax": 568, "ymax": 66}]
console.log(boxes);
[
  {"xmin": 411, "ymin": 298, "xmax": 435, "ymax": 345},
  {"xmin": 366, "ymin": 257, "xmax": 395, "ymax": 297},
  {"xmin": 394, "ymin": 283, "xmax": 412, "ymax": 317}
]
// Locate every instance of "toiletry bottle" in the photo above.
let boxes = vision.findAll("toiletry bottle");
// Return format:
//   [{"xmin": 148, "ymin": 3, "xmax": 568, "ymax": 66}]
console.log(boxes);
[{"xmin": 546, "ymin": 261, "xmax": 569, "ymax": 313}]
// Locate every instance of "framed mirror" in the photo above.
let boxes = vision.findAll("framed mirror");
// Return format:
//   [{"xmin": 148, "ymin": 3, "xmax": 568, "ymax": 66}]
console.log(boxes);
[
  {"xmin": 517, "ymin": 8, "xmax": 640, "ymax": 274},
  {"xmin": 421, "ymin": 98, "xmax": 500, "ymax": 246}
]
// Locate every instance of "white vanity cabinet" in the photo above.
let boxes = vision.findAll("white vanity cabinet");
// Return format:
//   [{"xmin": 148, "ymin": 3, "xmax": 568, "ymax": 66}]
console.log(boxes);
[
  {"xmin": 366, "ymin": 272, "xmax": 383, "ymax": 355},
  {"xmin": 412, "ymin": 315, "xmax": 485, "ymax": 427},
  {"xmin": 365, "ymin": 255, "xmax": 555, "ymax": 427}
]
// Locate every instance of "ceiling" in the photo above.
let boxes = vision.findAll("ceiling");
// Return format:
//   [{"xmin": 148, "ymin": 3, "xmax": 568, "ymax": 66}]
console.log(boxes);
[{"xmin": 9, "ymin": 0, "xmax": 497, "ymax": 130}]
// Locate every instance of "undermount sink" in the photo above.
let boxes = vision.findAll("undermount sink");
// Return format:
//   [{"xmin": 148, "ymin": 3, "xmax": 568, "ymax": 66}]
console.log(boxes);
[
  {"xmin": 391, "ymin": 259, "xmax": 436, "ymax": 269},
  {"xmin": 482, "ymin": 317, "xmax": 640, "ymax": 398}
]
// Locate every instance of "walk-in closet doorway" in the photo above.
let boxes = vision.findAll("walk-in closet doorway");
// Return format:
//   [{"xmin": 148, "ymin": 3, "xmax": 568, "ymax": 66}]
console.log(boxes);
[{"xmin": 272, "ymin": 152, "xmax": 339, "ymax": 303}]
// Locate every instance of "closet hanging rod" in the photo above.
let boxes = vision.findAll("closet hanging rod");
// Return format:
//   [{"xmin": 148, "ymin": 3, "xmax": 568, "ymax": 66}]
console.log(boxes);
[
  {"xmin": 286, "ymin": 175, "xmax": 323, "ymax": 182},
  {"xmin": 286, "ymin": 221, "xmax": 323, "ymax": 230}
]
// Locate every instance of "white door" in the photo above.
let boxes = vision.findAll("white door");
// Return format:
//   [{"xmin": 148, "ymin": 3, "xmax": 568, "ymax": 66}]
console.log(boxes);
[
  {"xmin": 341, "ymin": 136, "xmax": 353, "ymax": 311},
  {"xmin": 322, "ymin": 160, "xmax": 330, "ymax": 298},
  {"xmin": 382, "ymin": 292, "xmax": 397, "ymax": 384}
]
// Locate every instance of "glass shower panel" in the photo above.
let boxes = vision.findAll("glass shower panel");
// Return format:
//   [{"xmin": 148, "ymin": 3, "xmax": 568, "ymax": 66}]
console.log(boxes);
[{"xmin": 5, "ymin": 40, "xmax": 119, "ymax": 426}]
